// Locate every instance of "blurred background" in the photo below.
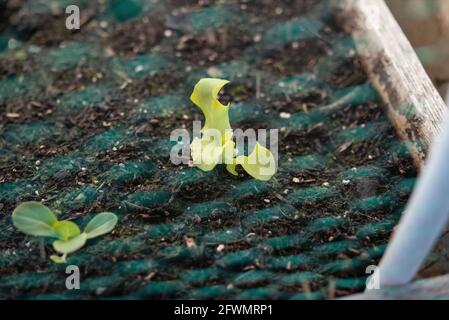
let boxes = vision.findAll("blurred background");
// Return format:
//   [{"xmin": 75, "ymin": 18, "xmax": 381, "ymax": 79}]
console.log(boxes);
[{"xmin": 387, "ymin": 0, "xmax": 449, "ymax": 103}]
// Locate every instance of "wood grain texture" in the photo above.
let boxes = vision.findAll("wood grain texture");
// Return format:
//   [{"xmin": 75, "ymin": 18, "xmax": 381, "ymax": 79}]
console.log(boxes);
[
  {"xmin": 334, "ymin": 0, "xmax": 449, "ymax": 291},
  {"xmin": 334, "ymin": 0, "xmax": 448, "ymax": 169},
  {"xmin": 342, "ymin": 274, "xmax": 449, "ymax": 300}
]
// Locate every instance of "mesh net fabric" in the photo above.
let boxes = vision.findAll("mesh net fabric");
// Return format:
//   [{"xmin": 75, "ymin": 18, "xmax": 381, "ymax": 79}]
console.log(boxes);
[{"xmin": 0, "ymin": 0, "xmax": 416, "ymax": 299}]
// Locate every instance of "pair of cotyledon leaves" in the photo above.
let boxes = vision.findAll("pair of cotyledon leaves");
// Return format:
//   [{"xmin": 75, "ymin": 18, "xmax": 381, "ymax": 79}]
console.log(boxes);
[
  {"xmin": 190, "ymin": 78, "xmax": 277, "ymax": 181},
  {"xmin": 12, "ymin": 201, "xmax": 118, "ymax": 263}
]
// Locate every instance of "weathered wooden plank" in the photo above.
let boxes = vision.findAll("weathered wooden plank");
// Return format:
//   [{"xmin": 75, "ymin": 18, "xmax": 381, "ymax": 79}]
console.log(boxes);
[
  {"xmin": 333, "ymin": 0, "xmax": 449, "ymax": 289},
  {"xmin": 343, "ymin": 274, "xmax": 449, "ymax": 300},
  {"xmin": 334, "ymin": 0, "xmax": 448, "ymax": 169}
]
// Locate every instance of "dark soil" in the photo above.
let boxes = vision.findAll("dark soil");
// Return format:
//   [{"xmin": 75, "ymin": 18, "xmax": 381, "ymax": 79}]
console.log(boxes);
[{"xmin": 0, "ymin": 0, "xmax": 416, "ymax": 300}]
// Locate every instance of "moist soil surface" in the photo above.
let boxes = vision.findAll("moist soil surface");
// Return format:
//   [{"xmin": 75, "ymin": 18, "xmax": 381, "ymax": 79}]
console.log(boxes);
[{"xmin": 0, "ymin": 0, "xmax": 416, "ymax": 299}]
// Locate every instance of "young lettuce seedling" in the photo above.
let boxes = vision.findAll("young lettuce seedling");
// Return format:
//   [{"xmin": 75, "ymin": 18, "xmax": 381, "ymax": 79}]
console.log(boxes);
[
  {"xmin": 190, "ymin": 78, "xmax": 276, "ymax": 181},
  {"xmin": 12, "ymin": 201, "xmax": 118, "ymax": 263}
]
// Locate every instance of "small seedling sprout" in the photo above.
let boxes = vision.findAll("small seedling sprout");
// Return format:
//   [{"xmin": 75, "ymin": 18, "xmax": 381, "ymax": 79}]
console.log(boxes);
[
  {"xmin": 189, "ymin": 78, "xmax": 277, "ymax": 180},
  {"xmin": 12, "ymin": 201, "xmax": 118, "ymax": 263}
]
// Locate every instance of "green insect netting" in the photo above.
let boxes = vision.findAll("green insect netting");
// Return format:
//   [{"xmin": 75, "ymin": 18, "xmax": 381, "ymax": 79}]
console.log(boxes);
[{"xmin": 0, "ymin": 0, "xmax": 417, "ymax": 299}]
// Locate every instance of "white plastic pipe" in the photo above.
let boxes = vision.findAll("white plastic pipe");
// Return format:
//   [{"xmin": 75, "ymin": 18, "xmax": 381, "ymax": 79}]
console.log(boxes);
[
  {"xmin": 445, "ymin": 88, "xmax": 449, "ymax": 107},
  {"xmin": 377, "ymin": 115, "xmax": 449, "ymax": 287}
]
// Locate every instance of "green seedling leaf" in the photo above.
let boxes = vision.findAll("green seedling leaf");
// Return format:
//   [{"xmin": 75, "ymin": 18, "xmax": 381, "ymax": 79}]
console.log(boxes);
[
  {"xmin": 190, "ymin": 78, "xmax": 235, "ymax": 172},
  {"xmin": 53, "ymin": 232, "xmax": 87, "ymax": 254},
  {"xmin": 84, "ymin": 212, "xmax": 118, "ymax": 239},
  {"xmin": 12, "ymin": 201, "xmax": 58, "ymax": 237},
  {"xmin": 190, "ymin": 136, "xmax": 223, "ymax": 172},
  {"xmin": 189, "ymin": 78, "xmax": 278, "ymax": 181},
  {"xmin": 53, "ymin": 220, "xmax": 81, "ymax": 241},
  {"xmin": 191, "ymin": 136, "xmax": 235, "ymax": 172},
  {"xmin": 11, "ymin": 202, "xmax": 119, "ymax": 263},
  {"xmin": 190, "ymin": 78, "xmax": 232, "ymax": 139},
  {"xmin": 226, "ymin": 163, "xmax": 238, "ymax": 176},
  {"xmin": 236, "ymin": 142, "xmax": 277, "ymax": 181},
  {"xmin": 50, "ymin": 254, "xmax": 67, "ymax": 264}
]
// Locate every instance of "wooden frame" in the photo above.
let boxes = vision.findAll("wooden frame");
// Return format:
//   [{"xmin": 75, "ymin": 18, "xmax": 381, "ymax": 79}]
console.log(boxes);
[{"xmin": 333, "ymin": 0, "xmax": 449, "ymax": 298}]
